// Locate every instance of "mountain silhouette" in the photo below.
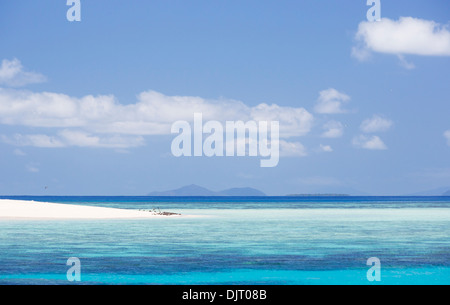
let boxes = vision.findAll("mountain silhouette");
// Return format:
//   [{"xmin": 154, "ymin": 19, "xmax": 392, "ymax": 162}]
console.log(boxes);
[{"xmin": 148, "ymin": 184, "xmax": 266, "ymax": 196}]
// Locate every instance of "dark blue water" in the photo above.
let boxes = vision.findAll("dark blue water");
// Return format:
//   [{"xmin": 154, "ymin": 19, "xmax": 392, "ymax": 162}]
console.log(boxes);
[
  {"xmin": 2, "ymin": 195, "xmax": 450, "ymax": 208},
  {"xmin": 0, "ymin": 196, "xmax": 449, "ymax": 285}
]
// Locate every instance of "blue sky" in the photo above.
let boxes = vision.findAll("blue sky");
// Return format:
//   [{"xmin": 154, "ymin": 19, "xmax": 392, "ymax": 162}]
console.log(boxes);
[{"xmin": 0, "ymin": 0, "xmax": 449, "ymax": 195}]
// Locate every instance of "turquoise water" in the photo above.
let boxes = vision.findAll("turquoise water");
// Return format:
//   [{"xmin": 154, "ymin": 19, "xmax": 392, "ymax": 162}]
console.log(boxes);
[{"xmin": 0, "ymin": 196, "xmax": 449, "ymax": 285}]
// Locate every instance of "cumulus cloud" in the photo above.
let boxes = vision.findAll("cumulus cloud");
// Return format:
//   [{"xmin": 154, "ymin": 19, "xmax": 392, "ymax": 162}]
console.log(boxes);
[
  {"xmin": 314, "ymin": 88, "xmax": 350, "ymax": 114},
  {"xmin": 279, "ymin": 140, "xmax": 307, "ymax": 157},
  {"xmin": 0, "ymin": 88, "xmax": 313, "ymax": 137},
  {"xmin": 353, "ymin": 135, "xmax": 387, "ymax": 150},
  {"xmin": 353, "ymin": 17, "xmax": 450, "ymax": 66},
  {"xmin": 0, "ymin": 58, "xmax": 46, "ymax": 87},
  {"xmin": 360, "ymin": 115, "xmax": 393, "ymax": 133},
  {"xmin": 444, "ymin": 130, "xmax": 450, "ymax": 146},
  {"xmin": 322, "ymin": 120, "xmax": 344, "ymax": 138},
  {"xmin": 0, "ymin": 88, "xmax": 314, "ymax": 149},
  {"xmin": 251, "ymin": 103, "xmax": 313, "ymax": 138}
]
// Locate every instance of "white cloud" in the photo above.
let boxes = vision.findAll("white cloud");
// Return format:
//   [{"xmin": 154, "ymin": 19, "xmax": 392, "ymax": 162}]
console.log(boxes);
[
  {"xmin": 322, "ymin": 120, "xmax": 344, "ymax": 138},
  {"xmin": 2, "ymin": 134, "xmax": 66, "ymax": 148},
  {"xmin": 223, "ymin": 137, "xmax": 307, "ymax": 159},
  {"xmin": 0, "ymin": 88, "xmax": 314, "ymax": 139},
  {"xmin": 58, "ymin": 130, "xmax": 145, "ymax": 148},
  {"xmin": 0, "ymin": 87, "xmax": 315, "ymax": 149},
  {"xmin": 353, "ymin": 17, "xmax": 450, "ymax": 66},
  {"xmin": 444, "ymin": 130, "xmax": 450, "ymax": 146},
  {"xmin": 353, "ymin": 135, "xmax": 387, "ymax": 150},
  {"xmin": 360, "ymin": 115, "xmax": 393, "ymax": 133},
  {"xmin": 279, "ymin": 140, "xmax": 307, "ymax": 157},
  {"xmin": 0, "ymin": 58, "xmax": 46, "ymax": 87},
  {"xmin": 1, "ymin": 131, "xmax": 144, "ymax": 149},
  {"xmin": 319, "ymin": 144, "xmax": 333, "ymax": 152},
  {"xmin": 314, "ymin": 88, "xmax": 350, "ymax": 114},
  {"xmin": 251, "ymin": 103, "xmax": 313, "ymax": 138},
  {"xmin": 0, "ymin": 89, "xmax": 118, "ymax": 129}
]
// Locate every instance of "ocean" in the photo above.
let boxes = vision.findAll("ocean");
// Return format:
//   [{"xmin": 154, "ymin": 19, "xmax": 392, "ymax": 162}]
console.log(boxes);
[{"xmin": 0, "ymin": 196, "xmax": 449, "ymax": 285}]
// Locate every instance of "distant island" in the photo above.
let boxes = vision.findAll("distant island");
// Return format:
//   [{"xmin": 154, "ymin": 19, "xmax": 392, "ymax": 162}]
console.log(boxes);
[
  {"xmin": 148, "ymin": 185, "xmax": 450, "ymax": 197},
  {"xmin": 148, "ymin": 184, "xmax": 266, "ymax": 197}
]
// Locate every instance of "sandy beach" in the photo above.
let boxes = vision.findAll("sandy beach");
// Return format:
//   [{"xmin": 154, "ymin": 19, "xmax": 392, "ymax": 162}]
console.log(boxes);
[{"xmin": 0, "ymin": 199, "xmax": 182, "ymax": 220}]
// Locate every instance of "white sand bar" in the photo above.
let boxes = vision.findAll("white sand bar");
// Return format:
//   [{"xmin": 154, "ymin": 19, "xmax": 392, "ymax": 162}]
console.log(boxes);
[{"xmin": 0, "ymin": 199, "xmax": 182, "ymax": 220}]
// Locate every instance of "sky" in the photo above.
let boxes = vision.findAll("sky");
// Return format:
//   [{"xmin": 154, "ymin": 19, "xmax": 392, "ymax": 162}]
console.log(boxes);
[{"xmin": 0, "ymin": 0, "xmax": 449, "ymax": 196}]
